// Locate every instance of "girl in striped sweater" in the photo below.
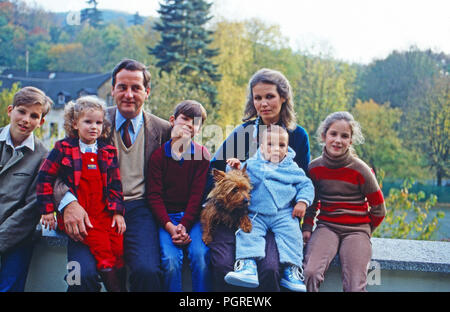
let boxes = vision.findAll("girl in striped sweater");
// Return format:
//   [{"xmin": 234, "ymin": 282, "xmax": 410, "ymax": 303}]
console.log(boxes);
[{"xmin": 302, "ymin": 111, "xmax": 386, "ymax": 292}]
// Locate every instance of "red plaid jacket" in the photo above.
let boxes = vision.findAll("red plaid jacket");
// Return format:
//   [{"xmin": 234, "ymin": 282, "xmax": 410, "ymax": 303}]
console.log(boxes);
[{"xmin": 36, "ymin": 137, "xmax": 124, "ymax": 215}]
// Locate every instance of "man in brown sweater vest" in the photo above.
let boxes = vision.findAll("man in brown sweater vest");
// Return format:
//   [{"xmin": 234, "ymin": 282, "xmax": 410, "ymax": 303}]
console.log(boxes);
[{"xmin": 54, "ymin": 59, "xmax": 171, "ymax": 291}]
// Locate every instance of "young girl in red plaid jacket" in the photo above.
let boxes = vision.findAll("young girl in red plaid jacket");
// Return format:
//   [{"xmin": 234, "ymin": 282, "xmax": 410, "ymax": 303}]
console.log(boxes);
[{"xmin": 37, "ymin": 96, "xmax": 126, "ymax": 292}]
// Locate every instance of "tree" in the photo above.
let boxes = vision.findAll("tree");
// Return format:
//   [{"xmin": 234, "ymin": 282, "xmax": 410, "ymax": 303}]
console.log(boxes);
[
  {"xmin": 130, "ymin": 12, "xmax": 144, "ymax": 26},
  {"xmin": 108, "ymin": 22, "xmax": 159, "ymax": 71},
  {"xmin": 81, "ymin": 0, "xmax": 103, "ymax": 28},
  {"xmin": 149, "ymin": 0, "xmax": 221, "ymax": 106},
  {"xmin": 147, "ymin": 69, "xmax": 212, "ymax": 127},
  {"xmin": 47, "ymin": 42, "xmax": 87, "ymax": 72},
  {"xmin": 352, "ymin": 99, "xmax": 427, "ymax": 179},
  {"xmin": 357, "ymin": 48, "xmax": 443, "ymax": 110},
  {"xmin": 294, "ymin": 56, "xmax": 356, "ymax": 157},
  {"xmin": 0, "ymin": 82, "xmax": 21, "ymax": 128},
  {"xmin": 210, "ymin": 20, "xmax": 253, "ymax": 129},
  {"xmin": 244, "ymin": 18, "xmax": 288, "ymax": 73},
  {"xmin": 373, "ymin": 175, "xmax": 444, "ymax": 241},
  {"xmin": 406, "ymin": 75, "xmax": 450, "ymax": 185}
]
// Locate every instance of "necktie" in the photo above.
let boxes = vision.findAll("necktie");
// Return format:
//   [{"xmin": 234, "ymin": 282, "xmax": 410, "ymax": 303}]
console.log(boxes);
[{"xmin": 122, "ymin": 119, "xmax": 132, "ymax": 148}]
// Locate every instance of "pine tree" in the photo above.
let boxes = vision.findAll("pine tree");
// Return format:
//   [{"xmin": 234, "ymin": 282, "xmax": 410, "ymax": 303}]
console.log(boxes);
[
  {"xmin": 149, "ymin": 0, "xmax": 221, "ymax": 106},
  {"xmin": 130, "ymin": 12, "xmax": 144, "ymax": 26},
  {"xmin": 81, "ymin": 0, "xmax": 103, "ymax": 28}
]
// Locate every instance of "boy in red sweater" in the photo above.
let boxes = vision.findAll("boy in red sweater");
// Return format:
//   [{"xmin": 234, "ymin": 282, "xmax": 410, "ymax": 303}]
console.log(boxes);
[{"xmin": 147, "ymin": 100, "xmax": 211, "ymax": 292}]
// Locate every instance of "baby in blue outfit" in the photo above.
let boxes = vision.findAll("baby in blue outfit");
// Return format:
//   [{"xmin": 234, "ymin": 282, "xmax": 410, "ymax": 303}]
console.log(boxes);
[{"xmin": 225, "ymin": 125, "xmax": 314, "ymax": 292}]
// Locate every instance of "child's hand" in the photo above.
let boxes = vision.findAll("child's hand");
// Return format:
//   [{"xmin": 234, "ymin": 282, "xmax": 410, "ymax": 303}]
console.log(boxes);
[
  {"xmin": 41, "ymin": 213, "xmax": 56, "ymax": 230},
  {"xmin": 292, "ymin": 201, "xmax": 307, "ymax": 219},
  {"xmin": 303, "ymin": 231, "xmax": 311, "ymax": 245},
  {"xmin": 226, "ymin": 158, "xmax": 241, "ymax": 170},
  {"xmin": 171, "ymin": 125, "xmax": 191, "ymax": 141},
  {"xmin": 173, "ymin": 224, "xmax": 191, "ymax": 246},
  {"xmin": 111, "ymin": 214, "xmax": 126, "ymax": 235}
]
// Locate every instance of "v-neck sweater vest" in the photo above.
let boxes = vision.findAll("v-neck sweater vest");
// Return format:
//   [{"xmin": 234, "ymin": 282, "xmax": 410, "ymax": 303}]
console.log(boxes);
[{"xmin": 113, "ymin": 125, "xmax": 145, "ymax": 201}]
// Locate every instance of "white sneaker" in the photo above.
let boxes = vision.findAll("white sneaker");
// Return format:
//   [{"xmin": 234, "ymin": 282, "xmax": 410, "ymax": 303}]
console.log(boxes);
[
  {"xmin": 224, "ymin": 259, "xmax": 259, "ymax": 288},
  {"xmin": 280, "ymin": 265, "xmax": 307, "ymax": 292}
]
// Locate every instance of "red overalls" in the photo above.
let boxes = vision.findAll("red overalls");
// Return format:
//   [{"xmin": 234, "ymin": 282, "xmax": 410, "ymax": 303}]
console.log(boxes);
[{"xmin": 76, "ymin": 152, "xmax": 124, "ymax": 270}]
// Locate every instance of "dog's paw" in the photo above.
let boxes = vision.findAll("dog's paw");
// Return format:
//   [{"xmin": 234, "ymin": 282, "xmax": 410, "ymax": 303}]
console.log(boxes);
[{"xmin": 241, "ymin": 216, "xmax": 252, "ymax": 232}]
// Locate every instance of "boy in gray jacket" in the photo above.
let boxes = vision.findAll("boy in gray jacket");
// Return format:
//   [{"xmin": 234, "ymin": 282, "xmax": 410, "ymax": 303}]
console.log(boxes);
[{"xmin": 0, "ymin": 86, "xmax": 52, "ymax": 291}]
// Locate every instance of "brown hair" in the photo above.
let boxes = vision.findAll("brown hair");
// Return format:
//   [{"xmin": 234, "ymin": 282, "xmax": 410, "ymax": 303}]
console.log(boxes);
[
  {"xmin": 317, "ymin": 111, "xmax": 364, "ymax": 155},
  {"xmin": 112, "ymin": 59, "xmax": 151, "ymax": 89},
  {"xmin": 63, "ymin": 96, "xmax": 111, "ymax": 140},
  {"xmin": 242, "ymin": 68, "xmax": 297, "ymax": 130},
  {"xmin": 173, "ymin": 100, "xmax": 207, "ymax": 125},
  {"xmin": 13, "ymin": 86, "xmax": 53, "ymax": 118}
]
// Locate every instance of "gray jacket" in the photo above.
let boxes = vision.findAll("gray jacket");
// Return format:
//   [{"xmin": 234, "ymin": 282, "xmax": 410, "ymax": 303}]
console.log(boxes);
[{"xmin": 0, "ymin": 128, "xmax": 48, "ymax": 254}]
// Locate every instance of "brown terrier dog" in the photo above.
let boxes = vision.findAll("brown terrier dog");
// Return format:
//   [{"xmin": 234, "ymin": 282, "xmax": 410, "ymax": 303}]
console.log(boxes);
[{"xmin": 201, "ymin": 166, "xmax": 252, "ymax": 245}]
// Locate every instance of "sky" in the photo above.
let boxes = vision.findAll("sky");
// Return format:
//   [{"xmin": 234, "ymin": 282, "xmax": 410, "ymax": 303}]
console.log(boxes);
[{"xmin": 23, "ymin": 0, "xmax": 450, "ymax": 64}]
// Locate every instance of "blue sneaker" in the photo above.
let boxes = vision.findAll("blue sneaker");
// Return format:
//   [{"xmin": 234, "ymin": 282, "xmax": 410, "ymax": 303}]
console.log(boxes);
[
  {"xmin": 224, "ymin": 259, "xmax": 259, "ymax": 288},
  {"xmin": 280, "ymin": 265, "xmax": 306, "ymax": 292}
]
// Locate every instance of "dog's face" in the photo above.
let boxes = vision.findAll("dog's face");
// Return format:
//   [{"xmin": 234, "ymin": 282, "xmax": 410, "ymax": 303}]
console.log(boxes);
[{"xmin": 209, "ymin": 166, "xmax": 252, "ymax": 213}]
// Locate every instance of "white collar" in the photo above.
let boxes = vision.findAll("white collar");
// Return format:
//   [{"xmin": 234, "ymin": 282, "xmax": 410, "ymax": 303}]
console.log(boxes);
[
  {"xmin": 0, "ymin": 124, "xmax": 35, "ymax": 151},
  {"xmin": 79, "ymin": 139, "xmax": 98, "ymax": 154}
]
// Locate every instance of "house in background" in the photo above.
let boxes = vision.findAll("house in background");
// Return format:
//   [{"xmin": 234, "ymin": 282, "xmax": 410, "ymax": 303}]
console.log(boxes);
[{"xmin": 0, "ymin": 70, "xmax": 112, "ymax": 148}]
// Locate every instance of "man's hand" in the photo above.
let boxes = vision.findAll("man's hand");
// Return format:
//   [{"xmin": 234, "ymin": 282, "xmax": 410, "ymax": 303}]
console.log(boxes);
[
  {"xmin": 63, "ymin": 201, "xmax": 93, "ymax": 242},
  {"xmin": 292, "ymin": 201, "xmax": 307, "ymax": 219}
]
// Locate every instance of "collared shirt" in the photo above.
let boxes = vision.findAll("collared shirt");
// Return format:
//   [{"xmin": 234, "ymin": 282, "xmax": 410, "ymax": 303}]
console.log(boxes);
[
  {"xmin": 115, "ymin": 109, "xmax": 144, "ymax": 145},
  {"xmin": 0, "ymin": 124, "xmax": 35, "ymax": 151},
  {"xmin": 79, "ymin": 140, "xmax": 98, "ymax": 154},
  {"xmin": 164, "ymin": 139, "xmax": 195, "ymax": 165}
]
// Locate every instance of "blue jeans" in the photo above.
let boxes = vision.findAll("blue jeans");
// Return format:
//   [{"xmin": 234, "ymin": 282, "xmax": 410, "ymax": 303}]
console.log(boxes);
[
  {"xmin": 123, "ymin": 199, "xmax": 162, "ymax": 291},
  {"xmin": 159, "ymin": 213, "xmax": 211, "ymax": 292},
  {"xmin": 67, "ymin": 199, "xmax": 163, "ymax": 292},
  {"xmin": 0, "ymin": 237, "xmax": 34, "ymax": 292}
]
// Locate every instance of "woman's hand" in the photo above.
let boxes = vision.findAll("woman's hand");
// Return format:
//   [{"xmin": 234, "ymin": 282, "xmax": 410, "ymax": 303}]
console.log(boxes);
[{"xmin": 112, "ymin": 214, "xmax": 126, "ymax": 235}]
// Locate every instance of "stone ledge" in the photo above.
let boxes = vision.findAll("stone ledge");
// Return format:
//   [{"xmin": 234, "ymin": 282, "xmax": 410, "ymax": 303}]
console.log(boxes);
[
  {"xmin": 330, "ymin": 237, "xmax": 450, "ymax": 273},
  {"xmin": 37, "ymin": 231, "xmax": 450, "ymax": 273}
]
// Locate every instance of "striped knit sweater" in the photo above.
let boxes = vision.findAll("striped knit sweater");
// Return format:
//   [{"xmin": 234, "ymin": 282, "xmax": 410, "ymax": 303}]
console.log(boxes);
[{"xmin": 303, "ymin": 148, "xmax": 386, "ymax": 235}]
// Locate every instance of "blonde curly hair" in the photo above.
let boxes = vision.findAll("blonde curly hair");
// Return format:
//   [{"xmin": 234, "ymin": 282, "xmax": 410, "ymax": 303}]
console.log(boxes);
[{"xmin": 64, "ymin": 96, "xmax": 111, "ymax": 140}]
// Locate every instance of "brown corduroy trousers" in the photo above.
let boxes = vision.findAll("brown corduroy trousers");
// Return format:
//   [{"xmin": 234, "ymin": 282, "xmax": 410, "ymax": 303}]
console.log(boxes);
[{"xmin": 303, "ymin": 223, "xmax": 372, "ymax": 292}]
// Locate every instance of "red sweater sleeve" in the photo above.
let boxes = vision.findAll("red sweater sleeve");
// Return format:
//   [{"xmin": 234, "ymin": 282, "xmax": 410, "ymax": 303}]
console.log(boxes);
[
  {"xmin": 180, "ymin": 146, "xmax": 211, "ymax": 231},
  {"xmin": 147, "ymin": 148, "xmax": 171, "ymax": 228}
]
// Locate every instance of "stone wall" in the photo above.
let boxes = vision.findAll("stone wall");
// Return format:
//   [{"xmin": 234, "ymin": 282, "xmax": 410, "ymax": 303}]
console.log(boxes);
[{"xmin": 24, "ymin": 236, "xmax": 450, "ymax": 292}]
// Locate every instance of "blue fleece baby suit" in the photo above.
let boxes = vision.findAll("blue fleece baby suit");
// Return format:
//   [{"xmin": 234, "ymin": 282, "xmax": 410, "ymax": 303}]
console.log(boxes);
[{"xmin": 235, "ymin": 147, "xmax": 314, "ymax": 265}]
